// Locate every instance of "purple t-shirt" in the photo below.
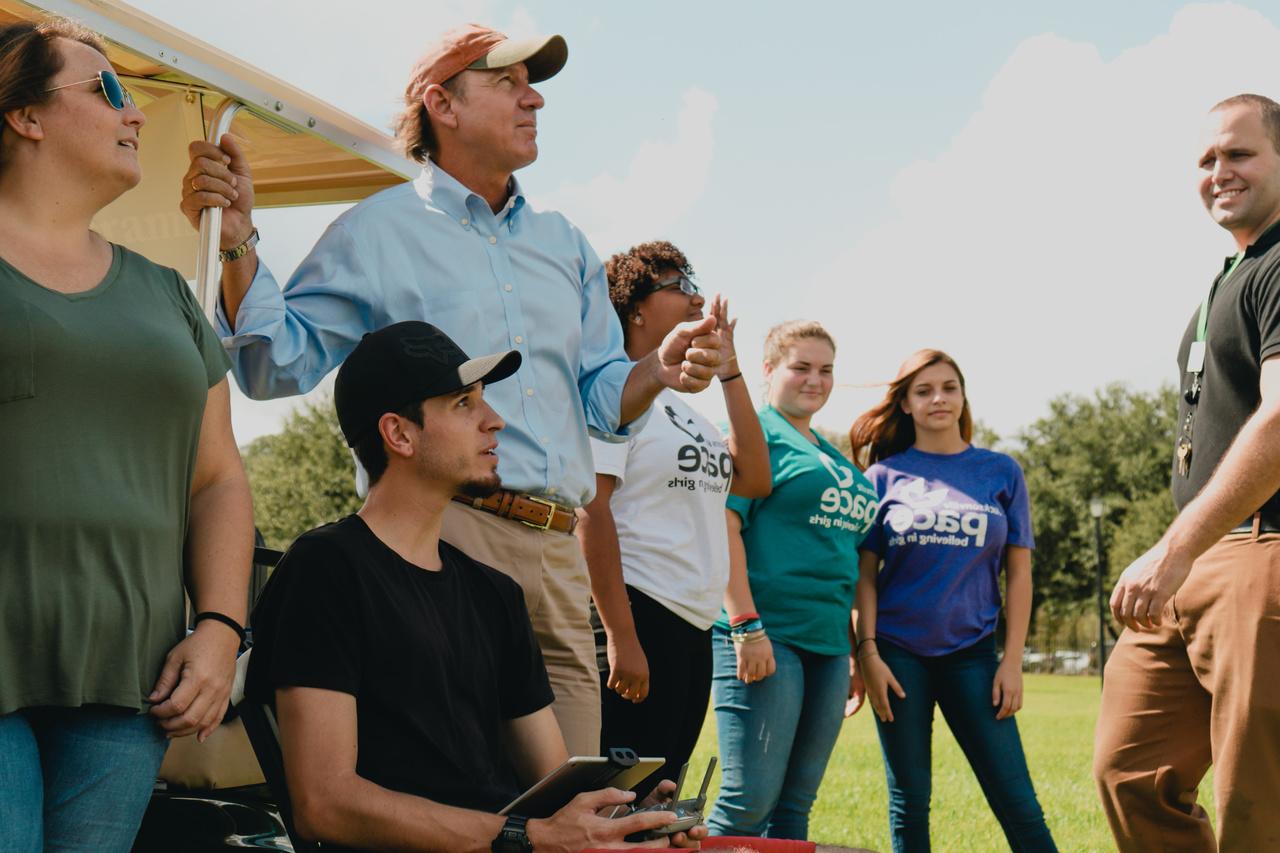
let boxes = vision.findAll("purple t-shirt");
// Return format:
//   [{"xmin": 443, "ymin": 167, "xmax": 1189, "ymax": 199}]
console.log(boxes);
[{"xmin": 861, "ymin": 446, "xmax": 1034, "ymax": 657}]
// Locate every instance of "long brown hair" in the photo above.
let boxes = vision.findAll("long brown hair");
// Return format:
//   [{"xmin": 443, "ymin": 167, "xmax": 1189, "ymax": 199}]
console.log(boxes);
[
  {"xmin": 848, "ymin": 349, "xmax": 972, "ymax": 468},
  {"xmin": 0, "ymin": 19, "xmax": 105, "ymax": 174}
]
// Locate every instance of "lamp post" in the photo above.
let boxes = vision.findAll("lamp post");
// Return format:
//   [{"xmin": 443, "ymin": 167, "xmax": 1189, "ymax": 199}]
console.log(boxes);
[{"xmin": 1090, "ymin": 498, "xmax": 1108, "ymax": 686}]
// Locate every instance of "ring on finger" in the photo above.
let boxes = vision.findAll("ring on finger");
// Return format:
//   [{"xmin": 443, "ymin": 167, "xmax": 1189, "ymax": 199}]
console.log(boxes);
[{"xmin": 191, "ymin": 178, "xmax": 200, "ymax": 193}]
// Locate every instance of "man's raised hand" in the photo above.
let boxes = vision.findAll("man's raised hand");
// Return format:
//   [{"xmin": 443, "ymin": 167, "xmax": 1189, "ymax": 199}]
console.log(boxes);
[
  {"xmin": 656, "ymin": 316, "xmax": 721, "ymax": 393},
  {"xmin": 180, "ymin": 134, "xmax": 256, "ymax": 250}
]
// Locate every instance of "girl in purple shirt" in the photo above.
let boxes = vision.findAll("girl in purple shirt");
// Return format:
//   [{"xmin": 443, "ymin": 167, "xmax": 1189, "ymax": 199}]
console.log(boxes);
[{"xmin": 848, "ymin": 349, "xmax": 1056, "ymax": 853}]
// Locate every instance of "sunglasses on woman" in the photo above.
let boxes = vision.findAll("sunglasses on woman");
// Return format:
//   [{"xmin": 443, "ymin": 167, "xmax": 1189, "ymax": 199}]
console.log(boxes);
[
  {"xmin": 45, "ymin": 70, "xmax": 136, "ymax": 110},
  {"xmin": 650, "ymin": 274, "xmax": 700, "ymax": 297}
]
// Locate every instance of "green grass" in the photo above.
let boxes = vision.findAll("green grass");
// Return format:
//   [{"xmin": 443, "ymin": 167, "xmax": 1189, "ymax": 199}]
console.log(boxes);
[{"xmin": 686, "ymin": 674, "xmax": 1215, "ymax": 852}]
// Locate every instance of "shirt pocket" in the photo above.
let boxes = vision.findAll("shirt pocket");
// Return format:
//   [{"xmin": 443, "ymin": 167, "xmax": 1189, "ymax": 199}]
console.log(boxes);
[{"xmin": 0, "ymin": 302, "xmax": 35, "ymax": 403}]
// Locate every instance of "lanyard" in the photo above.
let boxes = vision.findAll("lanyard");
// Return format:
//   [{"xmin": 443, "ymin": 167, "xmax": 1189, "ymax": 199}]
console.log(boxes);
[{"xmin": 1195, "ymin": 251, "xmax": 1245, "ymax": 344}]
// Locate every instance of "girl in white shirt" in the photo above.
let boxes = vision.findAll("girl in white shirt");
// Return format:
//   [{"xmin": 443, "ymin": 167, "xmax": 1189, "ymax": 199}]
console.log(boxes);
[{"xmin": 577, "ymin": 241, "xmax": 770, "ymax": 794}]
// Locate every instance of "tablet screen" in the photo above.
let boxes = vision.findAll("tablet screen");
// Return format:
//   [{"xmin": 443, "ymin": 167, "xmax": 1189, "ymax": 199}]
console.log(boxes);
[{"xmin": 499, "ymin": 753, "xmax": 666, "ymax": 818}]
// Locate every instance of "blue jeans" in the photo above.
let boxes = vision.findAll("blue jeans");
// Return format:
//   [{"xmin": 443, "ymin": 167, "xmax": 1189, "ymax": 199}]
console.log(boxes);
[
  {"xmin": 0, "ymin": 705, "xmax": 168, "ymax": 852},
  {"xmin": 874, "ymin": 636, "xmax": 1056, "ymax": 853},
  {"xmin": 706, "ymin": 627, "xmax": 848, "ymax": 838}
]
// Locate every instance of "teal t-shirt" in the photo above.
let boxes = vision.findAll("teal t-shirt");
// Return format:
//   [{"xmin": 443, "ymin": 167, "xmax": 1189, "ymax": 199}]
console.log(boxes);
[
  {"xmin": 0, "ymin": 244, "xmax": 231, "ymax": 714},
  {"xmin": 720, "ymin": 407, "xmax": 878, "ymax": 655}
]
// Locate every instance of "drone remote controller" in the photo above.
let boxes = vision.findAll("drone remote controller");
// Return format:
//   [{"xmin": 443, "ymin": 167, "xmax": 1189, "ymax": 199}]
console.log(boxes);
[{"xmin": 622, "ymin": 757, "xmax": 717, "ymax": 842}]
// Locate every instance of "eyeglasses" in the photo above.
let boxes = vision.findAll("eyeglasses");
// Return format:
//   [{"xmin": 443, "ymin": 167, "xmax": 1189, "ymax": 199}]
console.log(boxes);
[
  {"xmin": 45, "ymin": 70, "xmax": 135, "ymax": 111},
  {"xmin": 650, "ymin": 274, "xmax": 700, "ymax": 297}
]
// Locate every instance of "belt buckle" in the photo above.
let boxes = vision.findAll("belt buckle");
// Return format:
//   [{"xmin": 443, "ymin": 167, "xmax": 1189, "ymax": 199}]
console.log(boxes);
[{"xmin": 520, "ymin": 495, "xmax": 557, "ymax": 531}]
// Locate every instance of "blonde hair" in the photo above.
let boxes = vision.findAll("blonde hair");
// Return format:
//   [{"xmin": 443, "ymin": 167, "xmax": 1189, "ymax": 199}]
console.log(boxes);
[{"xmin": 763, "ymin": 320, "xmax": 836, "ymax": 368}]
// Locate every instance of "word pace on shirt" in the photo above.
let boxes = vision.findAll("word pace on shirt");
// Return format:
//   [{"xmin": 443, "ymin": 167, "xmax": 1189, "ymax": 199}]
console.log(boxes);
[
  {"xmin": 886, "ymin": 506, "xmax": 989, "ymax": 547},
  {"xmin": 668, "ymin": 442, "xmax": 732, "ymax": 493},
  {"xmin": 808, "ymin": 453, "xmax": 878, "ymax": 532},
  {"xmin": 882, "ymin": 479, "xmax": 997, "ymax": 548}
]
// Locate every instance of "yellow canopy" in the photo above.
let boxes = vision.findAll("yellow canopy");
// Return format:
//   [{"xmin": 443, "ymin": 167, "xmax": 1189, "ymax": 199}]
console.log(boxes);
[{"xmin": 1, "ymin": 0, "xmax": 415, "ymax": 278}]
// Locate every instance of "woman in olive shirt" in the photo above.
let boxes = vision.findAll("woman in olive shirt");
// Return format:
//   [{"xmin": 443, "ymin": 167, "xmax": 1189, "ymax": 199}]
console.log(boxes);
[{"xmin": 0, "ymin": 20, "xmax": 252, "ymax": 850}]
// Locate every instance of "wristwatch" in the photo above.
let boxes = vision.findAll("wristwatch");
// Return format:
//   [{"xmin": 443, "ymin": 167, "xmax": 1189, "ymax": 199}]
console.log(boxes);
[
  {"xmin": 491, "ymin": 815, "xmax": 532, "ymax": 853},
  {"xmin": 218, "ymin": 227, "xmax": 259, "ymax": 263}
]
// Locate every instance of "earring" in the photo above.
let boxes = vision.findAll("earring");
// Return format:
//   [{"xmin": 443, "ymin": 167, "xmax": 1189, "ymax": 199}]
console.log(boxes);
[{"xmin": 633, "ymin": 315, "xmax": 644, "ymax": 325}]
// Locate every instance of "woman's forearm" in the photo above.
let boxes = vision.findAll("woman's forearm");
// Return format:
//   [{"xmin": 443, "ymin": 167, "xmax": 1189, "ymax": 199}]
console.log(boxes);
[
  {"xmin": 854, "ymin": 550, "xmax": 881, "ymax": 646},
  {"xmin": 186, "ymin": 475, "xmax": 254, "ymax": 623},
  {"xmin": 1003, "ymin": 546, "xmax": 1033, "ymax": 658},
  {"xmin": 722, "ymin": 512, "xmax": 758, "ymax": 619},
  {"xmin": 576, "ymin": 478, "xmax": 638, "ymax": 643},
  {"xmin": 185, "ymin": 381, "xmax": 253, "ymax": 625},
  {"xmin": 723, "ymin": 379, "xmax": 771, "ymax": 498}
]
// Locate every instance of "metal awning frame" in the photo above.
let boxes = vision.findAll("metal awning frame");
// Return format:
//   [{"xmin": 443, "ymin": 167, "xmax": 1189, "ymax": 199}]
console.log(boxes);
[{"xmin": 28, "ymin": 0, "xmax": 411, "ymax": 177}]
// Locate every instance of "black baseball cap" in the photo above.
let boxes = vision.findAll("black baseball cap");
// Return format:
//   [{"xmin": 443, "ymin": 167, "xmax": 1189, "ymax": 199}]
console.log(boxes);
[{"xmin": 335, "ymin": 321, "xmax": 521, "ymax": 447}]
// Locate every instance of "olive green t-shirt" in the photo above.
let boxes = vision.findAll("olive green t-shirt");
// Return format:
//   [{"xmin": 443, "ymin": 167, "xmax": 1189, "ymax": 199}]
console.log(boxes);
[{"xmin": 0, "ymin": 244, "xmax": 230, "ymax": 714}]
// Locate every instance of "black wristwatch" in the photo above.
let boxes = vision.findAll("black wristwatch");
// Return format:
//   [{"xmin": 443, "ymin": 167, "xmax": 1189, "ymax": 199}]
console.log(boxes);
[{"xmin": 491, "ymin": 815, "xmax": 533, "ymax": 853}]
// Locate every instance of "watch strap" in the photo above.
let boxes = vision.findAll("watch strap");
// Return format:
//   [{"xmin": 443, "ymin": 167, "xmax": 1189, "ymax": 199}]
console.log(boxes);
[
  {"xmin": 219, "ymin": 227, "xmax": 259, "ymax": 263},
  {"xmin": 491, "ymin": 814, "xmax": 532, "ymax": 853}
]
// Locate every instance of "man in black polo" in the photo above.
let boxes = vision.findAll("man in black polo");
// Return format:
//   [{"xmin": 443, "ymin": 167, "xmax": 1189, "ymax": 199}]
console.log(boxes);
[
  {"xmin": 1094, "ymin": 94, "xmax": 1280, "ymax": 851},
  {"xmin": 245, "ymin": 322, "xmax": 703, "ymax": 851}
]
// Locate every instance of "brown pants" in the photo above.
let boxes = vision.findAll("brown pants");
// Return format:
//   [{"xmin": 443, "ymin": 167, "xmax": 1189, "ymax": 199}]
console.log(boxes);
[
  {"xmin": 441, "ymin": 501, "xmax": 600, "ymax": 757},
  {"xmin": 1094, "ymin": 532, "xmax": 1280, "ymax": 852}
]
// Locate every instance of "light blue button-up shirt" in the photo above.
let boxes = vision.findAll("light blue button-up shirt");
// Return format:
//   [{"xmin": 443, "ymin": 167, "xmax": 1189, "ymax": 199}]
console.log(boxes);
[{"xmin": 215, "ymin": 162, "xmax": 641, "ymax": 507}]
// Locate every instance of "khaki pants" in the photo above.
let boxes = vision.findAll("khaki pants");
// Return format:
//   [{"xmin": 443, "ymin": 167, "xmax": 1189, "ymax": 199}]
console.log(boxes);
[
  {"xmin": 441, "ymin": 501, "xmax": 600, "ymax": 757},
  {"xmin": 1093, "ymin": 532, "xmax": 1280, "ymax": 852}
]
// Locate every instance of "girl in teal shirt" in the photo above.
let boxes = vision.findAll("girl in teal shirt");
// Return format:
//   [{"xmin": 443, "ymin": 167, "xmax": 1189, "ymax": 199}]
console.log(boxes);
[{"xmin": 706, "ymin": 320, "xmax": 877, "ymax": 839}]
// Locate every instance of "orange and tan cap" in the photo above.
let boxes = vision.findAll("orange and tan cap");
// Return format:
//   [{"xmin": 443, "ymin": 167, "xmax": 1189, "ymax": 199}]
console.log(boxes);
[{"xmin": 406, "ymin": 24, "xmax": 568, "ymax": 103}]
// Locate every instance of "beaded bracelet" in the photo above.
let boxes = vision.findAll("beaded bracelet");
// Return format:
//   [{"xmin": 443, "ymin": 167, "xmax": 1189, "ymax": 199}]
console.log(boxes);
[{"xmin": 732, "ymin": 628, "xmax": 768, "ymax": 645}]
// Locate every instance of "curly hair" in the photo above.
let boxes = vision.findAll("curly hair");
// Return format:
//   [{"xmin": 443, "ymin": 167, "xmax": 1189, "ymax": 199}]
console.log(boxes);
[
  {"xmin": 604, "ymin": 240, "xmax": 695, "ymax": 340},
  {"xmin": 848, "ymin": 349, "xmax": 972, "ymax": 469},
  {"xmin": 0, "ymin": 18, "xmax": 105, "ymax": 174}
]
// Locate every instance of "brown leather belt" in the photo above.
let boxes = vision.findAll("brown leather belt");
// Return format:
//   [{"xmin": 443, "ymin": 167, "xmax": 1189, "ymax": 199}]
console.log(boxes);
[{"xmin": 452, "ymin": 490, "xmax": 578, "ymax": 534}]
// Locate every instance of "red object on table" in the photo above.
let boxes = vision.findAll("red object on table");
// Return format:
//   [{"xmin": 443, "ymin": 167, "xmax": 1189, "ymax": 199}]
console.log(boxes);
[{"xmin": 579, "ymin": 839, "xmax": 816, "ymax": 853}]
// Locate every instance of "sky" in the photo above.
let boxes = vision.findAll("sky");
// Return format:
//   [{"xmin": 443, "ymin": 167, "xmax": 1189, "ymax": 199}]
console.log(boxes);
[{"xmin": 125, "ymin": 0, "xmax": 1280, "ymax": 446}]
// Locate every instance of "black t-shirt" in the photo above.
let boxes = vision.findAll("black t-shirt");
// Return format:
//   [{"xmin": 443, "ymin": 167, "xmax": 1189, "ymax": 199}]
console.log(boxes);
[
  {"xmin": 246, "ymin": 515, "xmax": 554, "ymax": 817},
  {"xmin": 1173, "ymin": 224, "xmax": 1280, "ymax": 526}
]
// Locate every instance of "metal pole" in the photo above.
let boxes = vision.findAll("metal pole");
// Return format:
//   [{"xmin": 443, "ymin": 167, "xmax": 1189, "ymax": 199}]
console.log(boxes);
[
  {"xmin": 195, "ymin": 98, "xmax": 244, "ymax": 323},
  {"xmin": 1093, "ymin": 514, "xmax": 1108, "ymax": 686}
]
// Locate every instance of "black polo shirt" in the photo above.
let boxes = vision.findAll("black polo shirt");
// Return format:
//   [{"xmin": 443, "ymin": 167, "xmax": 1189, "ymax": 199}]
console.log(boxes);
[{"xmin": 1173, "ymin": 222, "xmax": 1280, "ymax": 527}]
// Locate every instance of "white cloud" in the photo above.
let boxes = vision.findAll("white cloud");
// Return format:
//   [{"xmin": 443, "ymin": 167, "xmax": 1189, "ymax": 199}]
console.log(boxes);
[
  {"xmin": 797, "ymin": 2, "xmax": 1280, "ymax": 438},
  {"xmin": 536, "ymin": 88, "xmax": 718, "ymax": 256}
]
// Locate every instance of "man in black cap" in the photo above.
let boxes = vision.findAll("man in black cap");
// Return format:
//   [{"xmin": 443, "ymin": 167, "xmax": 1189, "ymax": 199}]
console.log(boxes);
[{"xmin": 245, "ymin": 322, "xmax": 703, "ymax": 852}]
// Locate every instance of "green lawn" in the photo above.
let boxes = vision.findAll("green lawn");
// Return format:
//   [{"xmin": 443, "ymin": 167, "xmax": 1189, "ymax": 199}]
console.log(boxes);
[{"xmin": 686, "ymin": 674, "xmax": 1215, "ymax": 852}]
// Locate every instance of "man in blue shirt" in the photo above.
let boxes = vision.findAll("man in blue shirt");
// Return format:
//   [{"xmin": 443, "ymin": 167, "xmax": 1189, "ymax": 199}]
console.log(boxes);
[{"xmin": 179, "ymin": 24, "xmax": 720, "ymax": 756}]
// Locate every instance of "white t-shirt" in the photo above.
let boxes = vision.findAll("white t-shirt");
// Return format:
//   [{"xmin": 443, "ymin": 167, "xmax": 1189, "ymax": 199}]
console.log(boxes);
[{"xmin": 590, "ymin": 390, "xmax": 732, "ymax": 630}]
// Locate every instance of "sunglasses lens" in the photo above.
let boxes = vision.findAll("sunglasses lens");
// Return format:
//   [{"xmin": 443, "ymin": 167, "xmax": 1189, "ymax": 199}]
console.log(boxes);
[{"xmin": 100, "ymin": 71, "xmax": 126, "ymax": 110}]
